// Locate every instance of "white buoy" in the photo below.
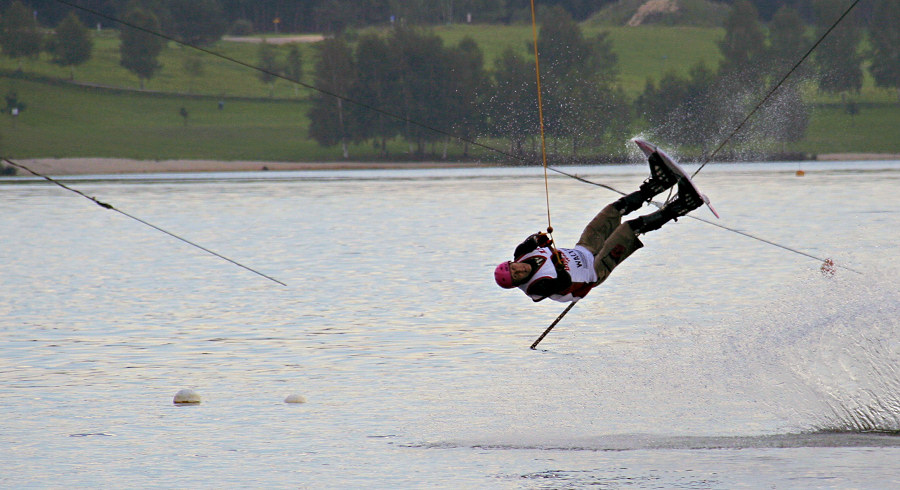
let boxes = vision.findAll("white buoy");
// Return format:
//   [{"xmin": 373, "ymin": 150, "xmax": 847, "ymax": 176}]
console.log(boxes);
[
  {"xmin": 284, "ymin": 394, "xmax": 306, "ymax": 404},
  {"xmin": 173, "ymin": 389, "xmax": 201, "ymax": 404}
]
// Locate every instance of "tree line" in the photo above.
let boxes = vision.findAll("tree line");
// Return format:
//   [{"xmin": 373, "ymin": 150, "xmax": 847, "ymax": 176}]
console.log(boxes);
[
  {"xmin": 6, "ymin": 0, "xmax": 887, "ymax": 35},
  {"xmin": 305, "ymin": 6, "xmax": 628, "ymax": 159},
  {"xmin": 638, "ymin": 0, "xmax": 899, "ymax": 156},
  {"xmin": 306, "ymin": 0, "xmax": 899, "ymax": 160},
  {"xmin": 2, "ymin": 0, "xmax": 899, "ymax": 160},
  {"xmin": 2, "ymin": 0, "xmax": 614, "ymax": 35}
]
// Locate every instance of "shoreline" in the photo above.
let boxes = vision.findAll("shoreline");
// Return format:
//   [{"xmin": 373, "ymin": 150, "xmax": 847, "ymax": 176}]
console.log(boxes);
[
  {"xmin": 8, "ymin": 158, "xmax": 494, "ymax": 176},
  {"xmin": 814, "ymin": 153, "xmax": 900, "ymax": 161},
  {"xmin": 7, "ymin": 154, "xmax": 900, "ymax": 176}
]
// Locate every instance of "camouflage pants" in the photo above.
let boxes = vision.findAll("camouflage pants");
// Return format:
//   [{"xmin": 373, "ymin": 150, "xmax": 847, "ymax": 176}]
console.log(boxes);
[{"xmin": 576, "ymin": 204, "xmax": 644, "ymax": 286}]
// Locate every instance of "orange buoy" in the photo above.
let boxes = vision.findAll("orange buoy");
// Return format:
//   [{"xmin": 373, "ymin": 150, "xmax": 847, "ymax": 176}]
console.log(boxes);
[{"xmin": 796, "ymin": 170, "xmax": 805, "ymax": 176}]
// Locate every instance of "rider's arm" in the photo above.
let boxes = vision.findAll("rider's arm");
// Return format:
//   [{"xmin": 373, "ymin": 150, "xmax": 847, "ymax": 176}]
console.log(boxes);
[
  {"xmin": 526, "ymin": 266, "xmax": 572, "ymax": 301},
  {"xmin": 513, "ymin": 232, "xmax": 552, "ymax": 259}
]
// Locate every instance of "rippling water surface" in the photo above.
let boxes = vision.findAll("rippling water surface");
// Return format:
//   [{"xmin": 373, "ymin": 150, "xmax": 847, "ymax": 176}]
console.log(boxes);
[{"xmin": 2, "ymin": 161, "xmax": 899, "ymax": 488}]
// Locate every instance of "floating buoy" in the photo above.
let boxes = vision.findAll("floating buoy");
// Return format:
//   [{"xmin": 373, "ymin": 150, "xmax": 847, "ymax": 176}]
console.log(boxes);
[
  {"xmin": 173, "ymin": 389, "xmax": 201, "ymax": 404},
  {"xmin": 796, "ymin": 169, "xmax": 805, "ymax": 176},
  {"xmin": 821, "ymin": 258, "xmax": 836, "ymax": 277},
  {"xmin": 284, "ymin": 394, "xmax": 307, "ymax": 404}
]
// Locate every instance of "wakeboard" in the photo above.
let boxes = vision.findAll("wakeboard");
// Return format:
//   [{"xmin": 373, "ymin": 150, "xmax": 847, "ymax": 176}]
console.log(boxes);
[{"xmin": 633, "ymin": 139, "xmax": 719, "ymax": 219}]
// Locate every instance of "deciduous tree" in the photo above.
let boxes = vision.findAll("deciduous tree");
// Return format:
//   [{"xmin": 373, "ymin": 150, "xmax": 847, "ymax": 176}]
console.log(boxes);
[
  {"xmin": 119, "ymin": 8, "xmax": 165, "ymax": 89},
  {"xmin": 0, "ymin": 1, "xmax": 43, "ymax": 70},
  {"xmin": 257, "ymin": 42, "xmax": 281, "ymax": 96},
  {"xmin": 386, "ymin": 27, "xmax": 453, "ymax": 155},
  {"xmin": 486, "ymin": 47, "xmax": 538, "ymax": 156},
  {"xmin": 49, "ymin": 11, "xmax": 93, "ymax": 80},
  {"xmin": 308, "ymin": 37, "xmax": 356, "ymax": 158},
  {"xmin": 167, "ymin": 0, "xmax": 226, "ymax": 46},
  {"xmin": 182, "ymin": 55, "xmax": 204, "ymax": 93},
  {"xmin": 349, "ymin": 33, "xmax": 402, "ymax": 154},
  {"xmin": 813, "ymin": 0, "xmax": 863, "ymax": 96},
  {"xmin": 446, "ymin": 37, "xmax": 489, "ymax": 157},
  {"xmin": 535, "ymin": 6, "xmax": 622, "ymax": 156},
  {"xmin": 868, "ymin": 0, "xmax": 900, "ymax": 101},
  {"xmin": 767, "ymin": 6, "xmax": 808, "ymax": 78},
  {"xmin": 718, "ymin": 0, "xmax": 766, "ymax": 82},
  {"xmin": 283, "ymin": 44, "xmax": 303, "ymax": 96},
  {"xmin": 636, "ymin": 62, "xmax": 719, "ymax": 150}
]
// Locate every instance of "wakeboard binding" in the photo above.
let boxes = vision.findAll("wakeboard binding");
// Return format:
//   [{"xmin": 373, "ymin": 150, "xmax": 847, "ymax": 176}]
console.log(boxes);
[{"xmin": 640, "ymin": 152, "xmax": 679, "ymax": 197}]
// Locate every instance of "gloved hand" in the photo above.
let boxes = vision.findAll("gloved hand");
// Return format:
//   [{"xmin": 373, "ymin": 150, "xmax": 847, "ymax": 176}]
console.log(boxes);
[
  {"xmin": 550, "ymin": 248, "xmax": 565, "ymax": 267},
  {"xmin": 514, "ymin": 232, "xmax": 554, "ymax": 259},
  {"xmin": 530, "ymin": 232, "xmax": 551, "ymax": 248}
]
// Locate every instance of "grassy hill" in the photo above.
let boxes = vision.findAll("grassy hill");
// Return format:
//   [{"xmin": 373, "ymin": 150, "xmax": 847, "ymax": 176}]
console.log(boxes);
[
  {"xmin": 1, "ymin": 24, "xmax": 898, "ymax": 162},
  {"xmin": 0, "ymin": 31, "xmax": 320, "ymax": 99},
  {"xmin": 433, "ymin": 24, "xmax": 726, "ymax": 98},
  {"xmin": 1, "ymin": 25, "xmax": 728, "ymax": 99},
  {"xmin": 0, "ymin": 76, "xmax": 493, "ymax": 161}
]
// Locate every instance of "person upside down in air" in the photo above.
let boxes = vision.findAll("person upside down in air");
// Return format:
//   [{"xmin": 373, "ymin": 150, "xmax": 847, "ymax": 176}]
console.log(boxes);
[{"xmin": 494, "ymin": 150, "xmax": 704, "ymax": 302}]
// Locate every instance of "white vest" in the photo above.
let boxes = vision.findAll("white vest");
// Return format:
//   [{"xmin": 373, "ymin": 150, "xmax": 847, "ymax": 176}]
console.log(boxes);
[{"xmin": 517, "ymin": 245, "xmax": 598, "ymax": 302}]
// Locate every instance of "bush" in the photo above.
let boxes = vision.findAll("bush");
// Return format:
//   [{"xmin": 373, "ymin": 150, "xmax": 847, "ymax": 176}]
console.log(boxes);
[{"xmin": 230, "ymin": 19, "xmax": 254, "ymax": 36}]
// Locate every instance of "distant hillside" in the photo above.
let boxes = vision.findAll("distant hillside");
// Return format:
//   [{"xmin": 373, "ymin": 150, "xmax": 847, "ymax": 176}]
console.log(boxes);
[{"xmin": 586, "ymin": 0, "xmax": 731, "ymax": 27}]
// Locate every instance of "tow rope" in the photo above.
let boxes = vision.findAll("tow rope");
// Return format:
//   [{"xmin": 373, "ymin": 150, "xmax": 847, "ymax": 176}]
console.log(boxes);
[{"xmin": 530, "ymin": 0, "xmax": 556, "ymax": 247}]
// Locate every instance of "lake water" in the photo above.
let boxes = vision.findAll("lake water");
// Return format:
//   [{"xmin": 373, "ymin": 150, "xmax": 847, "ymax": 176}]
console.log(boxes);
[{"xmin": 2, "ymin": 161, "xmax": 899, "ymax": 488}]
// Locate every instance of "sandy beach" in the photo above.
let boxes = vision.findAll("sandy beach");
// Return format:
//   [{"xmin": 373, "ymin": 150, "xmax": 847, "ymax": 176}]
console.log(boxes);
[
  {"xmin": 814, "ymin": 153, "xmax": 900, "ymax": 161},
  {"xmin": 221, "ymin": 34, "xmax": 325, "ymax": 44}
]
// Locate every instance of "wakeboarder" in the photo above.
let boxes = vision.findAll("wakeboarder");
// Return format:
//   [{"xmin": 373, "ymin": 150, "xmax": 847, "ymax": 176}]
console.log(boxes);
[{"xmin": 494, "ymin": 141, "xmax": 708, "ymax": 302}]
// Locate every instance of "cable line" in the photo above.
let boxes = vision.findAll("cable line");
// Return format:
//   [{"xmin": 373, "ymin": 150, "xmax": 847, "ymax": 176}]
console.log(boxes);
[
  {"xmin": 685, "ymin": 212, "xmax": 862, "ymax": 275},
  {"xmin": 530, "ymin": 0, "xmax": 555, "ymax": 240},
  {"xmin": 692, "ymin": 0, "xmax": 863, "ymax": 178},
  {"xmin": 4, "ymin": 158, "xmax": 287, "ymax": 287}
]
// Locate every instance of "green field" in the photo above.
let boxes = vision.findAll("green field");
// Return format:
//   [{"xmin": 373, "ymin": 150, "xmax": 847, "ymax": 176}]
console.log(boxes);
[
  {"xmin": 432, "ymin": 24, "xmax": 726, "ymax": 98},
  {"xmin": 0, "ymin": 32, "xmax": 319, "ymax": 99},
  {"xmin": 2, "ymin": 25, "xmax": 729, "ymax": 99},
  {"xmin": 795, "ymin": 103, "xmax": 900, "ymax": 155},
  {"xmin": 0, "ymin": 77, "xmax": 492, "ymax": 161},
  {"xmin": 1, "ymin": 24, "xmax": 898, "ymax": 162}
]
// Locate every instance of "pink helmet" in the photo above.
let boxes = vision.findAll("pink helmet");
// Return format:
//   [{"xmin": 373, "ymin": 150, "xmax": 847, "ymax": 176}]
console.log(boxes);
[{"xmin": 494, "ymin": 261, "xmax": 515, "ymax": 289}]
